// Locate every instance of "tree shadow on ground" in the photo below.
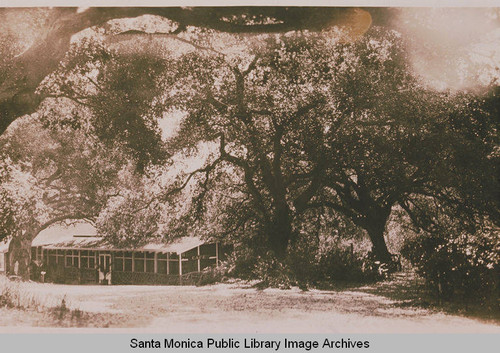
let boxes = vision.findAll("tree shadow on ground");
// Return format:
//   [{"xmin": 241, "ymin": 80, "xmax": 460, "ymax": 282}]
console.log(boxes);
[{"xmin": 316, "ymin": 271, "xmax": 500, "ymax": 323}]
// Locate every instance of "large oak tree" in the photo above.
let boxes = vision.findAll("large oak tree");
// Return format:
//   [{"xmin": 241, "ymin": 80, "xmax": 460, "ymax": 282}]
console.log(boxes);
[
  {"xmin": 0, "ymin": 112, "xmax": 131, "ymax": 278},
  {"xmin": 0, "ymin": 7, "xmax": 497, "ymax": 271}
]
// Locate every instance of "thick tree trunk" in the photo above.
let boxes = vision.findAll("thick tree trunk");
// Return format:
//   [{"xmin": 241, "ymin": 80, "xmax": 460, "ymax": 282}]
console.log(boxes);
[
  {"xmin": 365, "ymin": 215, "xmax": 392, "ymax": 264},
  {"xmin": 7, "ymin": 232, "xmax": 34, "ymax": 279},
  {"xmin": 5, "ymin": 216, "xmax": 85, "ymax": 280},
  {"xmin": 267, "ymin": 207, "xmax": 292, "ymax": 260},
  {"xmin": 268, "ymin": 229, "xmax": 290, "ymax": 260}
]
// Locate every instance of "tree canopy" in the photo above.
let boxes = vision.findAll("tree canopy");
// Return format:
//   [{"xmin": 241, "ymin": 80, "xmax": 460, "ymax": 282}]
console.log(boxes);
[
  {"xmin": 0, "ymin": 110, "xmax": 132, "ymax": 276},
  {"xmin": 0, "ymin": 7, "xmax": 498, "ymax": 279},
  {"xmin": 90, "ymin": 28, "xmax": 499, "ymax": 263},
  {"xmin": 0, "ymin": 7, "xmax": 374, "ymax": 136}
]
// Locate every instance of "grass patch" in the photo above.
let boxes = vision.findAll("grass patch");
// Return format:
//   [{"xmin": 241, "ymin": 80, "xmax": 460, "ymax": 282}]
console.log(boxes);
[
  {"xmin": 0, "ymin": 275, "xmax": 113, "ymax": 327},
  {"xmin": 0, "ymin": 275, "xmax": 44, "ymax": 310}
]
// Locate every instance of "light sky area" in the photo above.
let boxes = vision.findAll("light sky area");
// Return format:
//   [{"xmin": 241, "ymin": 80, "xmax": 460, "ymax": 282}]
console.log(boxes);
[{"xmin": 396, "ymin": 8, "xmax": 500, "ymax": 90}]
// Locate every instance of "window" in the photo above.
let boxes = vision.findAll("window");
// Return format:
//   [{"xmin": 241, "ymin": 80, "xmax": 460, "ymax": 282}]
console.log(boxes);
[
  {"xmin": 56, "ymin": 250, "xmax": 65, "ymax": 264},
  {"xmin": 113, "ymin": 252, "xmax": 124, "ymax": 271},
  {"xmin": 129, "ymin": 252, "xmax": 157, "ymax": 273},
  {"xmin": 80, "ymin": 250, "xmax": 96, "ymax": 269},
  {"xmin": 130, "ymin": 252, "xmax": 158, "ymax": 273},
  {"xmin": 134, "ymin": 253, "xmax": 145, "ymax": 272},
  {"xmin": 124, "ymin": 252, "xmax": 133, "ymax": 271},
  {"xmin": 30, "ymin": 247, "xmax": 43, "ymax": 264},
  {"xmin": 146, "ymin": 253, "xmax": 155, "ymax": 273},
  {"xmin": 157, "ymin": 253, "xmax": 167, "ymax": 274},
  {"xmin": 169, "ymin": 253, "xmax": 179, "ymax": 275},
  {"xmin": 80, "ymin": 251, "xmax": 88, "ymax": 268},
  {"xmin": 48, "ymin": 250, "xmax": 57, "ymax": 265},
  {"xmin": 65, "ymin": 250, "xmax": 79, "ymax": 268}
]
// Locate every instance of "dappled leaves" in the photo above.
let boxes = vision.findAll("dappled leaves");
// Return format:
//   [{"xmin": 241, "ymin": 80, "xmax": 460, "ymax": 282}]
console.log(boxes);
[{"xmin": 40, "ymin": 40, "xmax": 169, "ymax": 172}]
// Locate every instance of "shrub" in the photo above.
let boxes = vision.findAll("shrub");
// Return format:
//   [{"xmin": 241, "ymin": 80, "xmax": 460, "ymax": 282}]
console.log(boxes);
[
  {"xmin": 318, "ymin": 247, "xmax": 383, "ymax": 283},
  {"xmin": 223, "ymin": 240, "xmax": 392, "ymax": 289},
  {"xmin": 225, "ymin": 246, "xmax": 259, "ymax": 280},
  {"xmin": 287, "ymin": 234, "xmax": 322, "ymax": 287},
  {"xmin": 253, "ymin": 253, "xmax": 295, "ymax": 289},
  {"xmin": 196, "ymin": 264, "xmax": 229, "ymax": 286},
  {"xmin": 401, "ymin": 229, "xmax": 499, "ymax": 306}
]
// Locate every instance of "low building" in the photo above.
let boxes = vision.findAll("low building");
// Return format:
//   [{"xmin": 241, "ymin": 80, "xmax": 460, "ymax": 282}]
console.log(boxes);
[{"xmin": 25, "ymin": 222, "xmax": 227, "ymax": 285}]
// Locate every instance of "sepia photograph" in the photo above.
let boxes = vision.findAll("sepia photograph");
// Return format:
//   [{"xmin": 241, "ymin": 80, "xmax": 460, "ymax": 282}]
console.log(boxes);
[{"xmin": 0, "ymin": 4, "xmax": 499, "ymax": 336}]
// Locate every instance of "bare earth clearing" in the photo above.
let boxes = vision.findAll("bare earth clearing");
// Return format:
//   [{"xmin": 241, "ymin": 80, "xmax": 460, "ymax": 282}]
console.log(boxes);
[{"xmin": 1, "ymin": 274, "xmax": 499, "ymax": 333}]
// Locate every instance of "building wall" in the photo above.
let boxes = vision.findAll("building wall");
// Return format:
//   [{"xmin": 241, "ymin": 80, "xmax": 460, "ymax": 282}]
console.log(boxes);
[
  {"xmin": 0, "ymin": 252, "xmax": 5, "ymax": 272},
  {"xmin": 0, "ymin": 252, "xmax": 9, "ymax": 274}
]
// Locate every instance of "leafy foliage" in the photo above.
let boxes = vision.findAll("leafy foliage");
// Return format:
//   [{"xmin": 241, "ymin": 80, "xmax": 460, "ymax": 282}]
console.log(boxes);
[
  {"xmin": 95, "ymin": 180, "xmax": 162, "ymax": 248},
  {"xmin": 253, "ymin": 253, "xmax": 295, "ymax": 289},
  {"xmin": 86, "ymin": 27, "xmax": 498, "ymax": 268},
  {"xmin": 401, "ymin": 222, "xmax": 499, "ymax": 305},
  {"xmin": 41, "ymin": 39, "xmax": 169, "ymax": 172},
  {"xmin": 0, "ymin": 109, "xmax": 132, "ymax": 277}
]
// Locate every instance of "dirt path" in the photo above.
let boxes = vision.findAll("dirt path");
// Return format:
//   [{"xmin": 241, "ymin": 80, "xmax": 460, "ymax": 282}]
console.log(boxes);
[{"xmin": 2, "ymin": 276, "xmax": 498, "ymax": 333}]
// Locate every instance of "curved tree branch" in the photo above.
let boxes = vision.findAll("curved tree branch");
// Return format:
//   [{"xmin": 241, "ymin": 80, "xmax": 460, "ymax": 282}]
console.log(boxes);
[{"xmin": 0, "ymin": 7, "xmax": 374, "ymax": 136}]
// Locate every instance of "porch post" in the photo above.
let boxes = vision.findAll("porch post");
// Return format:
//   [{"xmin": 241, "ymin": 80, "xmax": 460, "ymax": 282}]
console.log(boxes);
[
  {"xmin": 197, "ymin": 246, "xmax": 200, "ymax": 272},
  {"xmin": 78, "ymin": 250, "xmax": 81, "ymax": 284},
  {"xmin": 179, "ymin": 253, "xmax": 182, "ymax": 275},
  {"xmin": 215, "ymin": 242, "xmax": 219, "ymax": 267},
  {"xmin": 179, "ymin": 253, "xmax": 183, "ymax": 285}
]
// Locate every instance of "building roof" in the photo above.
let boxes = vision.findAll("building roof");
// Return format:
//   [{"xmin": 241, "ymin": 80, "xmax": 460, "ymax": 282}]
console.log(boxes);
[
  {"xmin": 0, "ymin": 239, "xmax": 9, "ymax": 253},
  {"xmin": 31, "ymin": 222, "xmax": 205, "ymax": 255}
]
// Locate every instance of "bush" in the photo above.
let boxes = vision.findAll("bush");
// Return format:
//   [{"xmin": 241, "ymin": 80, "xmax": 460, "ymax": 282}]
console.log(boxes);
[
  {"xmin": 318, "ymin": 247, "xmax": 383, "ymax": 283},
  {"xmin": 196, "ymin": 264, "xmax": 229, "ymax": 286},
  {"xmin": 225, "ymin": 247, "xmax": 259, "ymax": 280},
  {"xmin": 286, "ymin": 234, "xmax": 322, "ymax": 287},
  {"xmin": 401, "ymin": 229, "xmax": 499, "ymax": 306},
  {"xmin": 223, "ymin": 240, "xmax": 391, "ymax": 289},
  {"xmin": 250, "ymin": 247, "xmax": 384, "ymax": 289},
  {"xmin": 253, "ymin": 253, "xmax": 295, "ymax": 289}
]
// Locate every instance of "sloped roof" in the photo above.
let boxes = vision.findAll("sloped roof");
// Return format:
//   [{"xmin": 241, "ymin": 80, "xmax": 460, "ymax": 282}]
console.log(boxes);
[
  {"xmin": 32, "ymin": 222, "xmax": 97, "ymax": 247},
  {"xmin": 31, "ymin": 222, "xmax": 204, "ymax": 255}
]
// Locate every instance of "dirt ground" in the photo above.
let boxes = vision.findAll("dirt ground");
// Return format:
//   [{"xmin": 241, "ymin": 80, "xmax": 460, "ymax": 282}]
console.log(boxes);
[{"xmin": 0, "ymin": 274, "xmax": 499, "ymax": 333}]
